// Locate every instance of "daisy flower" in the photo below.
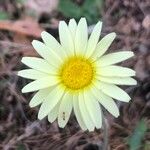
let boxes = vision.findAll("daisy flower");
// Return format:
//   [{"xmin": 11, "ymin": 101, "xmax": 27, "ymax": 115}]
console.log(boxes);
[{"xmin": 18, "ymin": 18, "xmax": 137, "ymax": 131}]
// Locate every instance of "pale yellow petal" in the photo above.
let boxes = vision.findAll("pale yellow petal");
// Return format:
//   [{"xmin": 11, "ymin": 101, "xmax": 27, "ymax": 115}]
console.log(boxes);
[
  {"xmin": 84, "ymin": 91, "xmax": 102, "ymax": 129},
  {"xmin": 95, "ymin": 81, "xmax": 131, "ymax": 102},
  {"xmin": 97, "ymin": 65, "xmax": 136, "ymax": 77},
  {"xmin": 75, "ymin": 18, "xmax": 88, "ymax": 55},
  {"xmin": 41, "ymin": 31, "xmax": 67, "ymax": 58},
  {"xmin": 29, "ymin": 87, "xmax": 52, "ymax": 107},
  {"xmin": 78, "ymin": 92, "xmax": 95, "ymax": 131},
  {"xmin": 58, "ymin": 92, "xmax": 73, "ymax": 128},
  {"xmin": 96, "ymin": 51, "xmax": 134, "ymax": 67},
  {"xmin": 91, "ymin": 87, "xmax": 119, "ymax": 117},
  {"xmin": 92, "ymin": 32, "xmax": 116, "ymax": 60},
  {"xmin": 85, "ymin": 21, "xmax": 102, "ymax": 58},
  {"xmin": 48, "ymin": 102, "xmax": 60, "ymax": 123},
  {"xmin": 21, "ymin": 57, "xmax": 57, "ymax": 74},
  {"xmin": 96, "ymin": 76, "xmax": 137, "ymax": 85},
  {"xmin": 68, "ymin": 19, "xmax": 77, "ymax": 39},
  {"xmin": 38, "ymin": 86, "xmax": 65, "ymax": 120},
  {"xmin": 22, "ymin": 76, "xmax": 58, "ymax": 93},
  {"xmin": 73, "ymin": 94, "xmax": 87, "ymax": 130},
  {"xmin": 32, "ymin": 40, "xmax": 62, "ymax": 67},
  {"xmin": 18, "ymin": 69, "xmax": 48, "ymax": 80},
  {"xmin": 59, "ymin": 21, "xmax": 74, "ymax": 55}
]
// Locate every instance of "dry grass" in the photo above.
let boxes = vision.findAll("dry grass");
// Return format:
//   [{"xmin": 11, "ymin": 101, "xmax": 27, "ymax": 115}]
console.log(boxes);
[{"xmin": 0, "ymin": 0, "xmax": 150, "ymax": 149}]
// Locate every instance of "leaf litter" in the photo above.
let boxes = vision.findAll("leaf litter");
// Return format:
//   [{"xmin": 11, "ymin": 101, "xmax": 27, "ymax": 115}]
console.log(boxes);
[{"xmin": 0, "ymin": 0, "xmax": 150, "ymax": 150}]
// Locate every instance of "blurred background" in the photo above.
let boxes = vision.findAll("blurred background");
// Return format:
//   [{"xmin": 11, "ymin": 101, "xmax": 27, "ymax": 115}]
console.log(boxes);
[{"xmin": 0, "ymin": 0, "xmax": 150, "ymax": 149}]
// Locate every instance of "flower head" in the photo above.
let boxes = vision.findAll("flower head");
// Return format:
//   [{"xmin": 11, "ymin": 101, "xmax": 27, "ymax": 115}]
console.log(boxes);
[{"xmin": 18, "ymin": 18, "xmax": 136, "ymax": 131}]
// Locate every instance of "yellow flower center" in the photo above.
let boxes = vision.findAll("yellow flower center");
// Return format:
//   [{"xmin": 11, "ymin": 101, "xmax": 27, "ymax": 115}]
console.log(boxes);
[{"xmin": 59, "ymin": 57, "xmax": 94, "ymax": 90}]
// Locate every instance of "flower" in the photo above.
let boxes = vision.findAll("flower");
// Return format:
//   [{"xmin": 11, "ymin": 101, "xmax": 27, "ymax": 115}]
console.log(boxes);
[{"xmin": 18, "ymin": 18, "xmax": 136, "ymax": 131}]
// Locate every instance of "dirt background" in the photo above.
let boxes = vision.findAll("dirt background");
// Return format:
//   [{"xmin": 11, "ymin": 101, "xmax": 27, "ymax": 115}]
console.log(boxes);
[{"xmin": 0, "ymin": 0, "xmax": 150, "ymax": 150}]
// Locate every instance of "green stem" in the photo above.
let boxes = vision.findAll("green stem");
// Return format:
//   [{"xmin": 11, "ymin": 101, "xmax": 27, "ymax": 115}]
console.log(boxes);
[{"xmin": 102, "ymin": 115, "xmax": 109, "ymax": 150}]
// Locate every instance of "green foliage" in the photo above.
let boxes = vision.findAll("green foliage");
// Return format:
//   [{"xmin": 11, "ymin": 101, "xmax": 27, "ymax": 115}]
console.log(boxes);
[
  {"xmin": 144, "ymin": 142, "xmax": 150, "ymax": 150},
  {"xmin": 128, "ymin": 119, "xmax": 147, "ymax": 150},
  {"xmin": 0, "ymin": 11, "xmax": 10, "ymax": 20},
  {"xmin": 15, "ymin": 0, "xmax": 26, "ymax": 4},
  {"xmin": 58, "ymin": 0, "xmax": 103, "ymax": 24},
  {"xmin": 17, "ymin": 144, "xmax": 26, "ymax": 150},
  {"xmin": 0, "ymin": 79, "xmax": 8, "ymax": 90},
  {"xmin": 0, "ymin": 106, "xmax": 5, "ymax": 117}
]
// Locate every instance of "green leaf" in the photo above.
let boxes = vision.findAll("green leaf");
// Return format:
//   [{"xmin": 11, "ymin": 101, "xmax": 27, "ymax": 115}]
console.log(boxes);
[
  {"xmin": 128, "ymin": 119, "xmax": 147, "ymax": 150},
  {"xmin": 0, "ymin": 11, "xmax": 10, "ymax": 20},
  {"xmin": 58, "ymin": 0, "xmax": 82, "ymax": 19},
  {"xmin": 95, "ymin": 0, "xmax": 104, "ymax": 10},
  {"xmin": 58, "ymin": 0, "xmax": 104, "ymax": 24},
  {"xmin": 82, "ymin": 0, "xmax": 104, "ymax": 23},
  {"xmin": 16, "ymin": 0, "xmax": 26, "ymax": 4},
  {"xmin": 144, "ymin": 142, "xmax": 150, "ymax": 150},
  {"xmin": 17, "ymin": 144, "xmax": 26, "ymax": 150}
]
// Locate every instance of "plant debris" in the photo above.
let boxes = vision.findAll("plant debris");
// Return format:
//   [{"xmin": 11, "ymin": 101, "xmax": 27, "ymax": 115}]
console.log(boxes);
[{"xmin": 0, "ymin": 0, "xmax": 149, "ymax": 150}]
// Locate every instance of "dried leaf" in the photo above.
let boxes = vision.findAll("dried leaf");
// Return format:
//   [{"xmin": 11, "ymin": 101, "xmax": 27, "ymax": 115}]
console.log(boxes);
[{"xmin": 0, "ymin": 18, "xmax": 43, "ymax": 38}]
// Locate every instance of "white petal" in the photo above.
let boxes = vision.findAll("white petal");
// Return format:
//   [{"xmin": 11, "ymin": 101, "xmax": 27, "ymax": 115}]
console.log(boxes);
[
  {"xmin": 32, "ymin": 40, "xmax": 62, "ymax": 67},
  {"xmin": 38, "ymin": 86, "xmax": 65, "ymax": 120},
  {"xmin": 96, "ymin": 76, "xmax": 137, "ymax": 85},
  {"xmin": 96, "ymin": 51, "xmax": 134, "ymax": 67},
  {"xmin": 95, "ymin": 81, "xmax": 131, "ymax": 102},
  {"xmin": 75, "ymin": 18, "xmax": 88, "ymax": 55},
  {"xmin": 79, "ymin": 92, "xmax": 95, "ymax": 131},
  {"xmin": 68, "ymin": 19, "xmax": 77, "ymax": 39},
  {"xmin": 97, "ymin": 65, "xmax": 136, "ymax": 77},
  {"xmin": 41, "ymin": 31, "xmax": 67, "ymax": 58},
  {"xmin": 92, "ymin": 32, "xmax": 116, "ymax": 60},
  {"xmin": 59, "ymin": 21, "xmax": 74, "ymax": 55},
  {"xmin": 22, "ymin": 76, "xmax": 58, "ymax": 93},
  {"xmin": 58, "ymin": 92, "xmax": 73, "ymax": 128},
  {"xmin": 85, "ymin": 21, "xmax": 102, "ymax": 58},
  {"xmin": 18, "ymin": 69, "xmax": 48, "ymax": 80},
  {"xmin": 48, "ymin": 102, "xmax": 60, "ymax": 123},
  {"xmin": 29, "ymin": 88, "xmax": 52, "ymax": 107},
  {"xmin": 21, "ymin": 57, "xmax": 57, "ymax": 74},
  {"xmin": 91, "ymin": 87, "xmax": 119, "ymax": 117},
  {"xmin": 84, "ymin": 91, "xmax": 102, "ymax": 129},
  {"xmin": 73, "ymin": 94, "xmax": 87, "ymax": 130}
]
